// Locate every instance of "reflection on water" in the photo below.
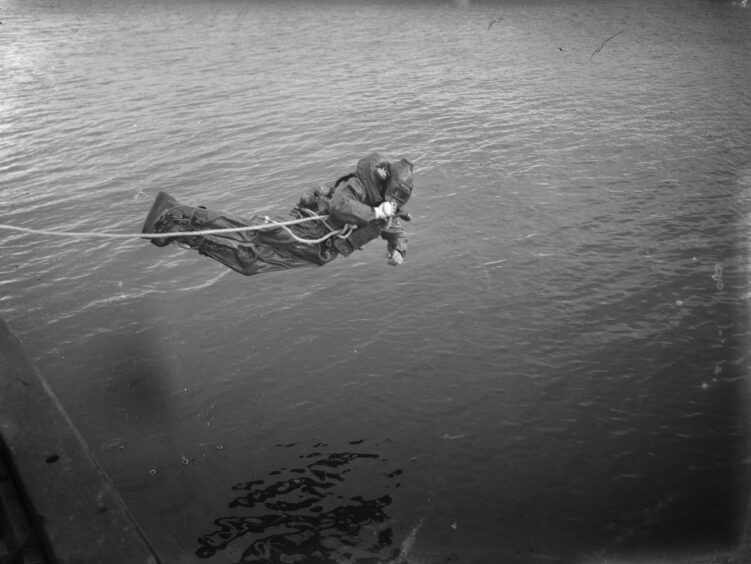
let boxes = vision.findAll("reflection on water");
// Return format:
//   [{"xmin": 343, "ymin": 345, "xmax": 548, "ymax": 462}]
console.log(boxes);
[{"xmin": 196, "ymin": 441, "xmax": 406, "ymax": 563}]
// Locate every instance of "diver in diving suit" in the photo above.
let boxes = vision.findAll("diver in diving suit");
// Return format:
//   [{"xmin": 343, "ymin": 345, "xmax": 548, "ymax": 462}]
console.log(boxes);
[{"xmin": 141, "ymin": 153, "xmax": 413, "ymax": 276}]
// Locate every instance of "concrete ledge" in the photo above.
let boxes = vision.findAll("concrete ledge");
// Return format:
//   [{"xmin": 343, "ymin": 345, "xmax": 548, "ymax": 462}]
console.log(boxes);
[{"xmin": 0, "ymin": 316, "xmax": 160, "ymax": 564}]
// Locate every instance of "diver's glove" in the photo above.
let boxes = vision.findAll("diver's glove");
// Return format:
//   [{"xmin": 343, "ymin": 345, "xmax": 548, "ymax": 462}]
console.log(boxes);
[
  {"xmin": 374, "ymin": 201, "xmax": 396, "ymax": 220},
  {"xmin": 387, "ymin": 250, "xmax": 404, "ymax": 266}
]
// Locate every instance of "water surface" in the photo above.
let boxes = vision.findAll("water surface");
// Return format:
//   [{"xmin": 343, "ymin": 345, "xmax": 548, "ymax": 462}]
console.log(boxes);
[{"xmin": 1, "ymin": 0, "xmax": 750, "ymax": 562}]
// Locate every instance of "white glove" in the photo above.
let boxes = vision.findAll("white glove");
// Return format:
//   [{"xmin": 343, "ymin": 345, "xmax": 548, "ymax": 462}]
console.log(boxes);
[
  {"xmin": 374, "ymin": 201, "xmax": 396, "ymax": 220},
  {"xmin": 387, "ymin": 250, "xmax": 404, "ymax": 266}
]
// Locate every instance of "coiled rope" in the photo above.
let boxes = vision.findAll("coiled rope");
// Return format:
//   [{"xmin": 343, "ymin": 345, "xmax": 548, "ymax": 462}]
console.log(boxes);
[{"xmin": 0, "ymin": 214, "xmax": 355, "ymax": 245}]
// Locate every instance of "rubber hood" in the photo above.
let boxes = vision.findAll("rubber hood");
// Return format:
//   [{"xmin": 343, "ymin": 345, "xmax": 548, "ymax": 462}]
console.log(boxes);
[{"xmin": 356, "ymin": 152, "xmax": 391, "ymax": 203}]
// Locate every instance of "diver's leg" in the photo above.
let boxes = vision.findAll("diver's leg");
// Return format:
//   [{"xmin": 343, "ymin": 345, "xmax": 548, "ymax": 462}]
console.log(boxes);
[
  {"xmin": 178, "ymin": 206, "xmax": 268, "ymax": 275},
  {"xmin": 141, "ymin": 191, "xmax": 180, "ymax": 247},
  {"xmin": 142, "ymin": 192, "xmax": 265, "ymax": 275},
  {"xmin": 141, "ymin": 193, "xmax": 338, "ymax": 276},
  {"xmin": 174, "ymin": 208, "xmax": 335, "ymax": 275},
  {"xmin": 142, "ymin": 192, "xmax": 256, "ymax": 245}
]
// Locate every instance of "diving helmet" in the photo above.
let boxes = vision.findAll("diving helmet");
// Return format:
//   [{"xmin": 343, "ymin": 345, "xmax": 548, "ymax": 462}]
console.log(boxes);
[{"xmin": 384, "ymin": 158, "xmax": 414, "ymax": 207}]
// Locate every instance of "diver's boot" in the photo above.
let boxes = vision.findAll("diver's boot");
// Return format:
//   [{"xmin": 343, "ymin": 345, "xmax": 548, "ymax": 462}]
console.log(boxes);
[{"xmin": 142, "ymin": 191, "xmax": 180, "ymax": 247}]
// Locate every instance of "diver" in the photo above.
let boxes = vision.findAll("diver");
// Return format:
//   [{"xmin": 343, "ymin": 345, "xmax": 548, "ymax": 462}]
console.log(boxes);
[{"xmin": 141, "ymin": 152, "xmax": 414, "ymax": 276}]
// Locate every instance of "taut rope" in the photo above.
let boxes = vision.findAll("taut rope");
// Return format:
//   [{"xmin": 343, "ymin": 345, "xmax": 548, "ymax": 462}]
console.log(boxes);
[{"xmin": 0, "ymin": 214, "xmax": 354, "ymax": 245}]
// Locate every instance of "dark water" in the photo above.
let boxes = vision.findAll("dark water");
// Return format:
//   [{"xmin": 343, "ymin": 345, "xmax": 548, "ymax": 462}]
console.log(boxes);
[{"xmin": 1, "ymin": 0, "xmax": 750, "ymax": 562}]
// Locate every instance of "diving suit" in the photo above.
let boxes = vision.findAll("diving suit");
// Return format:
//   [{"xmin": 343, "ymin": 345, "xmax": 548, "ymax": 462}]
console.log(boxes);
[{"xmin": 141, "ymin": 153, "xmax": 413, "ymax": 276}]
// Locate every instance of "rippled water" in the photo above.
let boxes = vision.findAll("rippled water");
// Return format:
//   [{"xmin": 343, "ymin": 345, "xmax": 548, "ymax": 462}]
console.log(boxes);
[{"xmin": 2, "ymin": 0, "xmax": 751, "ymax": 562}]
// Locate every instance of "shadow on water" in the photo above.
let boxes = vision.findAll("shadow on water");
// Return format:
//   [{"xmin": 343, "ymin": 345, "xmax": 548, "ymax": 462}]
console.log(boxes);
[
  {"xmin": 195, "ymin": 441, "xmax": 409, "ymax": 563},
  {"xmin": 85, "ymin": 296, "xmax": 180, "ymax": 427},
  {"xmin": 104, "ymin": 334, "xmax": 174, "ymax": 425}
]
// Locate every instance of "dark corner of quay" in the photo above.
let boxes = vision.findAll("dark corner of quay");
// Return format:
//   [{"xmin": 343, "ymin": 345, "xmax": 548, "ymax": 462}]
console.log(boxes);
[{"xmin": 0, "ymin": 315, "xmax": 161, "ymax": 564}]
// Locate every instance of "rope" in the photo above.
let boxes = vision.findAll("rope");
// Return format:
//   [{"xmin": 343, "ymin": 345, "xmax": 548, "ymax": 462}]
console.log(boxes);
[
  {"xmin": 0, "ymin": 214, "xmax": 354, "ymax": 245},
  {"xmin": 276, "ymin": 222, "xmax": 356, "ymax": 244}
]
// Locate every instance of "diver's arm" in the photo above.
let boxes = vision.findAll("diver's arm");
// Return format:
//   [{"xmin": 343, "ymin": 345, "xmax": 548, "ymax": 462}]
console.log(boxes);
[
  {"xmin": 328, "ymin": 184, "xmax": 378, "ymax": 227},
  {"xmin": 383, "ymin": 217, "xmax": 408, "ymax": 257}
]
